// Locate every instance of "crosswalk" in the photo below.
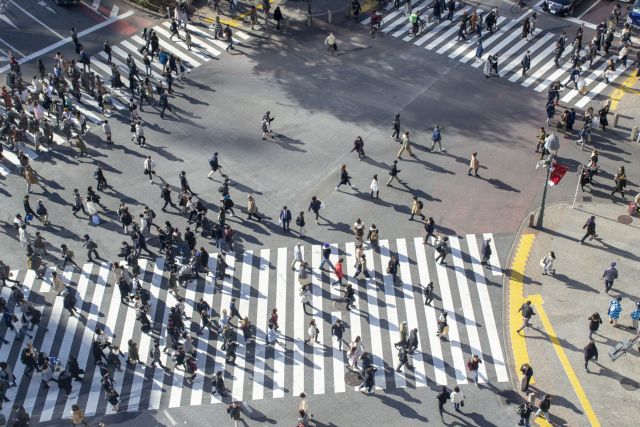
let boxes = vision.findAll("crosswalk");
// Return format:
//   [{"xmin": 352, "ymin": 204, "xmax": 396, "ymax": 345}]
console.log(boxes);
[
  {"xmin": 0, "ymin": 21, "xmax": 251, "ymax": 177},
  {"xmin": 0, "ymin": 233, "xmax": 509, "ymax": 422},
  {"xmin": 362, "ymin": 1, "xmax": 628, "ymax": 107}
]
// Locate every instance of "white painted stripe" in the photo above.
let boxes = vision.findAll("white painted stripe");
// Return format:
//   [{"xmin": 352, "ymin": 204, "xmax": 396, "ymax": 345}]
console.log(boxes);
[
  {"xmin": 166, "ymin": 265, "xmax": 187, "ymax": 409},
  {"xmin": 312, "ymin": 245, "xmax": 325, "ymax": 395},
  {"xmin": 382, "ymin": 10, "xmax": 411, "ymax": 34},
  {"xmin": 22, "ymin": 266, "xmax": 82, "ymax": 416},
  {"xmin": 9, "ymin": 0, "xmax": 64, "ymax": 39},
  {"xmin": 378, "ymin": 240, "xmax": 407, "ymax": 388},
  {"xmin": 127, "ymin": 258, "xmax": 163, "ymax": 411},
  {"xmin": 111, "ymin": 45, "xmax": 145, "ymax": 72},
  {"xmin": 449, "ymin": 237, "xmax": 488, "ymax": 383},
  {"xmin": 396, "ymin": 239, "xmax": 427, "ymax": 387},
  {"xmin": 466, "ymin": 235, "xmax": 508, "ymax": 382},
  {"xmin": 520, "ymin": 42, "xmax": 571, "ymax": 87},
  {"xmin": 390, "ymin": 2, "xmax": 432, "ymax": 38},
  {"xmin": 534, "ymin": 64, "xmax": 568, "ymax": 92},
  {"xmin": 231, "ymin": 251, "xmax": 252, "ymax": 401},
  {"xmin": 110, "ymin": 5, "xmax": 119, "ymax": 18},
  {"xmin": 413, "ymin": 238, "xmax": 447, "ymax": 384},
  {"xmin": 459, "ymin": 18, "xmax": 520, "ymax": 63},
  {"xmin": 501, "ymin": 33, "xmax": 554, "ymax": 77},
  {"xmin": 292, "ymin": 246, "xmax": 305, "ymax": 397},
  {"xmin": 251, "ymin": 249, "xmax": 270, "ymax": 400},
  {"xmin": 433, "ymin": 244, "xmax": 467, "ymax": 384},
  {"xmin": 329, "ymin": 245, "xmax": 346, "ymax": 394},
  {"xmin": 185, "ymin": 24, "xmax": 230, "ymax": 52},
  {"xmin": 120, "ymin": 39, "xmax": 164, "ymax": 72},
  {"xmin": 151, "ymin": 27, "xmax": 201, "ymax": 67},
  {"xmin": 233, "ymin": 30, "xmax": 251, "ymax": 40},
  {"xmin": 575, "ymin": 63, "xmax": 628, "ymax": 108},
  {"xmin": 561, "ymin": 59, "xmax": 608, "ymax": 103},
  {"xmin": 211, "ymin": 253, "xmax": 235, "ymax": 404},
  {"xmin": 436, "ymin": 9, "xmax": 485, "ymax": 54},
  {"xmin": 361, "ymin": 1, "xmax": 396, "ymax": 25},
  {"xmin": 51, "ymin": 264, "xmax": 110, "ymax": 422},
  {"xmin": 471, "ymin": 27, "xmax": 533, "ymax": 68},
  {"xmin": 412, "ymin": 8, "xmax": 470, "ymax": 46},
  {"xmin": 148, "ymin": 259, "xmax": 168, "ymax": 410},
  {"xmin": 362, "ymin": 248, "xmax": 387, "ymax": 389},
  {"xmin": 483, "ymin": 233, "xmax": 502, "ymax": 276},
  {"xmin": 92, "ymin": 55, "xmax": 131, "ymax": 90},
  {"xmin": 153, "ymin": 25, "xmax": 209, "ymax": 64},
  {"xmin": 484, "ymin": 29, "xmax": 545, "ymax": 74},
  {"xmin": 0, "ymin": 163, "xmax": 10, "ymax": 176},
  {"xmin": 69, "ymin": 98, "xmax": 103, "ymax": 124},
  {"xmin": 161, "ymin": 22, "xmax": 221, "ymax": 57},
  {"xmin": 272, "ymin": 247, "xmax": 287, "ymax": 398},
  {"xmin": 448, "ymin": 16, "xmax": 506, "ymax": 60},
  {"xmin": 91, "ymin": 0, "xmax": 100, "ymax": 9},
  {"xmin": 344, "ymin": 242, "xmax": 369, "ymax": 389}
]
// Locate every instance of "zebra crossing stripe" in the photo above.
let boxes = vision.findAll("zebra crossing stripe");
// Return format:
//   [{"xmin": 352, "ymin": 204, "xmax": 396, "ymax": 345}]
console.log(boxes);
[
  {"xmin": 164, "ymin": 259, "xmax": 187, "ymax": 409},
  {"xmin": 483, "ymin": 233, "xmax": 502, "ymax": 276},
  {"xmin": 231, "ymin": 251, "xmax": 253, "ymax": 402},
  {"xmin": 120, "ymin": 40, "xmax": 164, "ymax": 73},
  {"xmin": 466, "ymin": 235, "xmax": 508, "ymax": 382},
  {"xmin": 396, "ymin": 239, "xmax": 427, "ymax": 387},
  {"xmin": 212, "ymin": 253, "xmax": 235, "ymax": 404},
  {"xmin": 272, "ymin": 248, "xmax": 287, "ymax": 398},
  {"xmin": 152, "ymin": 26, "xmax": 207, "ymax": 66},
  {"xmin": 328, "ymin": 245, "xmax": 346, "ymax": 394},
  {"xmin": 502, "ymin": 33, "xmax": 554, "ymax": 77},
  {"xmin": 413, "ymin": 238, "xmax": 447, "ymax": 385},
  {"xmin": 575, "ymin": 63, "xmax": 629, "ymax": 108},
  {"xmin": 292, "ymin": 246, "xmax": 305, "ymax": 397},
  {"xmin": 433, "ymin": 240, "xmax": 467, "ymax": 384},
  {"xmin": 561, "ymin": 59, "xmax": 608, "ymax": 103},
  {"xmin": 311, "ymin": 245, "xmax": 325, "ymax": 395},
  {"xmin": 436, "ymin": 9, "xmax": 485, "ymax": 54},
  {"xmin": 378, "ymin": 240, "xmax": 406, "ymax": 388},
  {"xmin": 147, "ymin": 258, "xmax": 166, "ymax": 410},
  {"xmin": 251, "ymin": 249, "xmax": 270, "ymax": 400},
  {"xmin": 363, "ymin": 248, "xmax": 387, "ymax": 390},
  {"xmin": 458, "ymin": 18, "xmax": 518, "ymax": 63},
  {"xmin": 448, "ymin": 16, "xmax": 505, "ymax": 60},
  {"xmin": 449, "ymin": 237, "xmax": 488, "ymax": 383},
  {"xmin": 110, "ymin": 45, "xmax": 144, "ymax": 71},
  {"xmin": 160, "ymin": 22, "xmax": 221, "ymax": 59},
  {"xmin": 471, "ymin": 26, "xmax": 532, "ymax": 69}
]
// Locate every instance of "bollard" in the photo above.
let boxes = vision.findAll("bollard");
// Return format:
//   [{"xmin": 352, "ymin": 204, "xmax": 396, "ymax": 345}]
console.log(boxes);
[
  {"xmin": 613, "ymin": 113, "xmax": 619, "ymax": 128},
  {"xmin": 328, "ymin": 9, "xmax": 332, "ymax": 24},
  {"xmin": 631, "ymin": 125, "xmax": 639, "ymax": 142},
  {"xmin": 528, "ymin": 213, "xmax": 535, "ymax": 228}
]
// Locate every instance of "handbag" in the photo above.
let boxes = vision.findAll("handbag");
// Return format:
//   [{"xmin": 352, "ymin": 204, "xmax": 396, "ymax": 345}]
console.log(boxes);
[
  {"xmin": 92, "ymin": 214, "xmax": 101, "ymax": 225},
  {"xmin": 25, "ymin": 213, "xmax": 33, "ymax": 221},
  {"xmin": 461, "ymin": 400, "xmax": 465, "ymax": 407}
]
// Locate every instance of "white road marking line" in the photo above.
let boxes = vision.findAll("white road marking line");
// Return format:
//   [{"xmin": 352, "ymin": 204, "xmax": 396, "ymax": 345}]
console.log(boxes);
[
  {"xmin": 0, "ymin": 37, "xmax": 25, "ymax": 57},
  {"xmin": 312, "ymin": 245, "xmax": 325, "ymax": 395},
  {"xmin": 272, "ymin": 247, "xmax": 287, "ymax": 398},
  {"xmin": 9, "ymin": 0, "xmax": 64, "ymax": 39},
  {"xmin": 251, "ymin": 250, "xmax": 270, "ymax": 400}
]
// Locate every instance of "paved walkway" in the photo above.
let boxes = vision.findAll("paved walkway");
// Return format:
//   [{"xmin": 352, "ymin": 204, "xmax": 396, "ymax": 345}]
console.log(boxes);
[{"xmin": 506, "ymin": 202, "xmax": 640, "ymax": 427}]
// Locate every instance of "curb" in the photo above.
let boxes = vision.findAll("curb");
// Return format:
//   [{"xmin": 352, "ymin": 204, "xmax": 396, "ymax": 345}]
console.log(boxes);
[{"xmin": 120, "ymin": 0, "xmax": 166, "ymax": 18}]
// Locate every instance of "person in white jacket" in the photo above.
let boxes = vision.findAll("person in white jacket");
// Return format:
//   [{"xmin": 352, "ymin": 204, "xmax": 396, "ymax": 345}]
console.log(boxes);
[
  {"xmin": 451, "ymin": 386, "xmax": 465, "ymax": 412},
  {"xmin": 143, "ymin": 156, "xmax": 155, "ymax": 183},
  {"xmin": 540, "ymin": 251, "xmax": 556, "ymax": 275},
  {"xmin": 370, "ymin": 174, "xmax": 379, "ymax": 198}
]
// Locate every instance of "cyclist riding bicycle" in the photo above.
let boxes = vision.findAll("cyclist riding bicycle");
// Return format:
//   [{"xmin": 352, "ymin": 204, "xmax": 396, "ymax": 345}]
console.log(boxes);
[
  {"xmin": 371, "ymin": 10, "xmax": 383, "ymax": 29},
  {"xmin": 409, "ymin": 11, "xmax": 424, "ymax": 36}
]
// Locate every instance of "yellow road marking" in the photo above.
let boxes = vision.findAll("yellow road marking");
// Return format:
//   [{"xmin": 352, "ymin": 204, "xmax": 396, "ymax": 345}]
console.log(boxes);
[
  {"xmin": 534, "ymin": 299, "xmax": 602, "ymax": 427},
  {"xmin": 609, "ymin": 73, "xmax": 637, "ymax": 111},
  {"xmin": 202, "ymin": 4, "xmax": 263, "ymax": 29},
  {"xmin": 508, "ymin": 234, "xmax": 536, "ymax": 384}
]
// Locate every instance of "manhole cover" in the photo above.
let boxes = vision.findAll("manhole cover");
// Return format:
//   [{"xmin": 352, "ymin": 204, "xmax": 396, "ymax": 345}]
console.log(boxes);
[
  {"xmin": 345, "ymin": 371, "xmax": 361, "ymax": 386},
  {"xmin": 620, "ymin": 378, "xmax": 638, "ymax": 390},
  {"xmin": 332, "ymin": 299, "xmax": 347, "ymax": 312},
  {"xmin": 618, "ymin": 215, "xmax": 633, "ymax": 225}
]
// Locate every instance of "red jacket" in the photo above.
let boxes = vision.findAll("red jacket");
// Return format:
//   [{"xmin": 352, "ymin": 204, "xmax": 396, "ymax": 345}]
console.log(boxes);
[{"xmin": 335, "ymin": 262, "xmax": 344, "ymax": 279}]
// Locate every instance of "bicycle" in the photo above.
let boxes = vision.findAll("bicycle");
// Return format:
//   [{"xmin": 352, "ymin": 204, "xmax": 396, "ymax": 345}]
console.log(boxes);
[
  {"xmin": 511, "ymin": 0, "xmax": 529, "ymax": 16},
  {"xmin": 408, "ymin": 20, "xmax": 427, "ymax": 37}
]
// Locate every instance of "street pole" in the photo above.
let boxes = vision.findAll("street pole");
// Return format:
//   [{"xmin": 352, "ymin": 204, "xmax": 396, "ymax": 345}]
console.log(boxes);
[
  {"xmin": 572, "ymin": 164, "xmax": 583, "ymax": 209},
  {"xmin": 536, "ymin": 154, "xmax": 555, "ymax": 229},
  {"xmin": 307, "ymin": 0, "xmax": 312, "ymax": 26}
]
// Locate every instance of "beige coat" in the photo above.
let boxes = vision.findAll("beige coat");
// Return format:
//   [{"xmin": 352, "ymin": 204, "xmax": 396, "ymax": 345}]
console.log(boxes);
[
  {"xmin": 411, "ymin": 199, "xmax": 422, "ymax": 215},
  {"xmin": 71, "ymin": 408, "xmax": 85, "ymax": 425},
  {"xmin": 247, "ymin": 197, "xmax": 258, "ymax": 214},
  {"xmin": 469, "ymin": 156, "xmax": 480, "ymax": 170},
  {"xmin": 25, "ymin": 168, "xmax": 39, "ymax": 185},
  {"xmin": 53, "ymin": 275, "xmax": 66, "ymax": 293}
]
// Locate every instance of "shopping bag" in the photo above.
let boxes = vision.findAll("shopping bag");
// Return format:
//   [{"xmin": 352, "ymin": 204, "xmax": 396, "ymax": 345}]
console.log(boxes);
[
  {"xmin": 25, "ymin": 213, "xmax": 33, "ymax": 222},
  {"xmin": 91, "ymin": 214, "xmax": 101, "ymax": 225}
]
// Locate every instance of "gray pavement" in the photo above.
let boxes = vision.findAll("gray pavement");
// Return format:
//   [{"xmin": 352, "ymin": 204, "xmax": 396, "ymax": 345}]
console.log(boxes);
[{"xmin": 512, "ymin": 202, "xmax": 639, "ymax": 427}]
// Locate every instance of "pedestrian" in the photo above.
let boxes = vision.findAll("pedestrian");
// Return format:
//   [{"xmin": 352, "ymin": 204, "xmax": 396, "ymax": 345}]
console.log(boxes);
[
  {"xmin": 358, "ymin": 365, "xmax": 376, "ymax": 394},
  {"xmin": 51, "ymin": 271, "xmax": 66, "ymax": 296},
  {"xmin": 602, "ymin": 262, "xmax": 619, "ymax": 293},
  {"xmin": 246, "ymin": 194, "xmax": 261, "ymax": 221},
  {"xmin": 370, "ymin": 174, "xmax": 379, "ymax": 198},
  {"xmin": 396, "ymin": 346, "xmax": 414, "ymax": 372},
  {"xmin": 394, "ymin": 321, "xmax": 408, "ymax": 349},
  {"xmin": 335, "ymin": 164, "xmax": 354, "ymax": 190},
  {"xmin": 391, "ymin": 113, "xmax": 401, "ymax": 141},
  {"xmin": 82, "ymin": 234, "xmax": 100, "ymax": 261},
  {"xmin": 451, "ymin": 386, "xmax": 465, "ymax": 412},
  {"xmin": 434, "ymin": 236, "xmax": 449, "ymax": 265},
  {"xmin": 467, "ymin": 354, "xmax": 482, "ymax": 384},
  {"xmin": 475, "ymin": 40, "xmax": 484, "ymax": 63},
  {"xmin": 423, "ymin": 282, "xmax": 435, "ymax": 305},
  {"xmin": 631, "ymin": 302, "xmax": 640, "ymax": 333},
  {"xmin": 226, "ymin": 401, "xmax": 242, "ymax": 426},
  {"xmin": 351, "ymin": 136, "xmax": 365, "ymax": 159},
  {"xmin": 521, "ymin": 50, "xmax": 531, "ymax": 76},
  {"xmin": 468, "ymin": 152, "xmax": 480, "ymax": 176},
  {"xmin": 367, "ymin": 224, "xmax": 379, "ymax": 247},
  {"xmin": 60, "ymin": 244, "xmax": 79, "ymax": 270},
  {"xmin": 607, "ymin": 296, "xmax": 622, "ymax": 326},
  {"xmin": 516, "ymin": 301, "xmax": 536, "ymax": 334},
  {"xmin": 344, "ymin": 283, "xmax": 356, "ymax": 311},
  {"xmin": 207, "ymin": 152, "xmax": 222, "ymax": 180},
  {"xmin": 386, "ymin": 160, "xmax": 401, "ymax": 186},
  {"xmin": 584, "ymin": 339, "xmax": 598, "ymax": 371},
  {"xmin": 291, "ymin": 242, "xmax": 304, "ymax": 271},
  {"xmin": 331, "ymin": 319, "xmax": 345, "ymax": 350},
  {"xmin": 387, "ymin": 255, "xmax": 399, "ymax": 283},
  {"xmin": 611, "ymin": 166, "xmax": 627, "ymax": 198},
  {"xmin": 354, "ymin": 253, "xmax": 371, "ymax": 279},
  {"xmin": 520, "ymin": 363, "xmax": 534, "ymax": 392},
  {"xmin": 410, "ymin": 197, "xmax": 425, "ymax": 221},
  {"xmin": 431, "ymin": 125, "xmax": 444, "ymax": 152},
  {"xmin": 71, "ymin": 404, "xmax": 88, "ymax": 426},
  {"xmin": 353, "ymin": 218, "xmax": 365, "ymax": 243},
  {"xmin": 333, "ymin": 256, "xmax": 344, "ymax": 286},
  {"xmin": 150, "ymin": 340, "xmax": 165, "ymax": 368},
  {"xmin": 223, "ymin": 25, "xmax": 234, "ymax": 52},
  {"xmin": 229, "ymin": 298, "xmax": 242, "ymax": 321},
  {"xmin": 587, "ymin": 312, "xmax": 602, "ymax": 339},
  {"xmin": 535, "ymin": 394, "xmax": 551, "ymax": 421},
  {"xmin": 436, "ymin": 312, "xmax": 448, "ymax": 339},
  {"xmin": 579, "ymin": 215, "xmax": 597, "ymax": 244},
  {"xmin": 212, "ymin": 370, "xmax": 227, "ymax": 397},
  {"xmin": 272, "ymin": 205, "xmax": 290, "ymax": 233},
  {"xmin": 517, "ymin": 402, "xmax": 533, "ymax": 426},
  {"xmin": 295, "ymin": 211, "xmax": 306, "ymax": 237},
  {"xmin": 397, "ymin": 131, "xmax": 414, "ymax": 159},
  {"xmin": 143, "ymin": 156, "xmax": 155, "ymax": 183},
  {"xmin": 480, "ymin": 238, "xmax": 492, "ymax": 266},
  {"xmin": 437, "ymin": 386, "xmax": 451, "ymax": 421}
]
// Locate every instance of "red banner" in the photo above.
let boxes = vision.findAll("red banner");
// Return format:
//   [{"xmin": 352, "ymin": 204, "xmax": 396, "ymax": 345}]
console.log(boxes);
[{"xmin": 548, "ymin": 163, "xmax": 568, "ymax": 186}]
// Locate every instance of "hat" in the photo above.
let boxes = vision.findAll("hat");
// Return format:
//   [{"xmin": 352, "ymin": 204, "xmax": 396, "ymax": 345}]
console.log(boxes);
[
  {"xmin": 611, "ymin": 262, "xmax": 616, "ymax": 267},
  {"xmin": 323, "ymin": 243, "xmax": 330, "ymax": 249}
]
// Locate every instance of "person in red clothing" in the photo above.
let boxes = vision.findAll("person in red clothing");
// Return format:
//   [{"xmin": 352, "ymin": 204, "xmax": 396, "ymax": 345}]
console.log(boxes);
[{"xmin": 333, "ymin": 257, "xmax": 344, "ymax": 286}]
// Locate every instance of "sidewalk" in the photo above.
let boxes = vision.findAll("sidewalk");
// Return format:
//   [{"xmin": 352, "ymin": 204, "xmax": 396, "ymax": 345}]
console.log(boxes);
[{"xmin": 505, "ymin": 202, "xmax": 640, "ymax": 427}]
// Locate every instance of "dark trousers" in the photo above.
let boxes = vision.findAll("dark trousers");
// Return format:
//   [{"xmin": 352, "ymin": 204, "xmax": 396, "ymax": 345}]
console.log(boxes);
[{"xmin": 162, "ymin": 199, "xmax": 177, "ymax": 210}]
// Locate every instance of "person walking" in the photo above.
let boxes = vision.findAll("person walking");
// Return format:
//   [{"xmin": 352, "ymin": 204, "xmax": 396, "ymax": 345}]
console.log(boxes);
[
  {"xmin": 351, "ymin": 136, "xmax": 366, "ymax": 160},
  {"xmin": 480, "ymin": 238, "xmax": 492, "ymax": 266},
  {"xmin": 423, "ymin": 282, "xmax": 435, "ymax": 305},
  {"xmin": 396, "ymin": 346, "xmax": 414, "ymax": 372},
  {"xmin": 410, "ymin": 197, "xmax": 425, "ymax": 221},
  {"xmin": 520, "ymin": 363, "xmax": 534, "ymax": 392},
  {"xmin": 608, "ymin": 296, "xmax": 622, "ymax": 326},
  {"xmin": 611, "ymin": 166, "xmax": 627, "ymax": 199},
  {"xmin": 353, "ymin": 219, "xmax": 365, "ymax": 244},
  {"xmin": 370, "ymin": 174, "xmax": 379, "ymax": 198},
  {"xmin": 396, "ymin": 131, "xmax": 414, "ymax": 159},
  {"xmin": 386, "ymin": 160, "xmax": 401, "ymax": 186},
  {"xmin": 451, "ymin": 386, "xmax": 465, "ymax": 412},
  {"xmin": 521, "ymin": 50, "xmax": 531, "ymax": 76},
  {"xmin": 434, "ymin": 236, "xmax": 449, "ymax": 265},
  {"xmin": 516, "ymin": 300, "xmax": 536, "ymax": 334},
  {"xmin": 335, "ymin": 164, "xmax": 354, "ymax": 190},
  {"xmin": 587, "ymin": 312, "xmax": 602, "ymax": 339},
  {"xmin": 579, "ymin": 215, "xmax": 597, "ymax": 244},
  {"xmin": 358, "ymin": 364, "xmax": 376, "ymax": 394},
  {"xmin": 540, "ymin": 251, "xmax": 556, "ymax": 275},
  {"xmin": 354, "ymin": 253, "xmax": 370, "ymax": 279},
  {"xmin": 391, "ymin": 113, "xmax": 401, "ymax": 141},
  {"xmin": 280, "ymin": 205, "xmax": 292, "ymax": 231},
  {"xmin": 295, "ymin": 212, "xmax": 306, "ymax": 237},
  {"xmin": 431, "ymin": 126, "xmax": 444, "ymax": 152},
  {"xmin": 466, "ymin": 354, "xmax": 482, "ymax": 385},
  {"xmin": 291, "ymin": 242, "xmax": 304, "ymax": 271},
  {"xmin": 437, "ymin": 386, "xmax": 451, "ymax": 421},
  {"xmin": 226, "ymin": 401, "xmax": 242, "ymax": 426},
  {"xmin": 468, "ymin": 152, "xmax": 480, "ymax": 176},
  {"xmin": 602, "ymin": 262, "xmax": 619, "ymax": 293},
  {"xmin": 331, "ymin": 319, "xmax": 345, "ymax": 350},
  {"xmin": 246, "ymin": 195, "xmax": 261, "ymax": 221},
  {"xmin": 631, "ymin": 302, "xmax": 640, "ymax": 333},
  {"xmin": 333, "ymin": 256, "xmax": 344, "ymax": 286},
  {"xmin": 584, "ymin": 339, "xmax": 598, "ymax": 371},
  {"xmin": 304, "ymin": 319, "xmax": 319, "ymax": 345},
  {"xmin": 207, "ymin": 152, "xmax": 223, "ymax": 180},
  {"xmin": 319, "ymin": 243, "xmax": 334, "ymax": 271},
  {"xmin": 143, "ymin": 156, "xmax": 155, "ymax": 183},
  {"xmin": 535, "ymin": 394, "xmax": 552, "ymax": 421},
  {"xmin": 517, "ymin": 402, "xmax": 534, "ymax": 426},
  {"xmin": 308, "ymin": 196, "xmax": 322, "ymax": 224},
  {"xmin": 82, "ymin": 234, "xmax": 100, "ymax": 262}
]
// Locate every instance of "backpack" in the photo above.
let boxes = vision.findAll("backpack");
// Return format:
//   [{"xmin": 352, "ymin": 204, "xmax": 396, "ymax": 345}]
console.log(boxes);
[
  {"xmin": 149, "ymin": 210, "xmax": 156, "ymax": 219},
  {"xmin": 370, "ymin": 229, "xmax": 378, "ymax": 241},
  {"xmin": 417, "ymin": 201, "xmax": 424, "ymax": 209},
  {"xmin": 295, "ymin": 216, "xmax": 303, "ymax": 226}
]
